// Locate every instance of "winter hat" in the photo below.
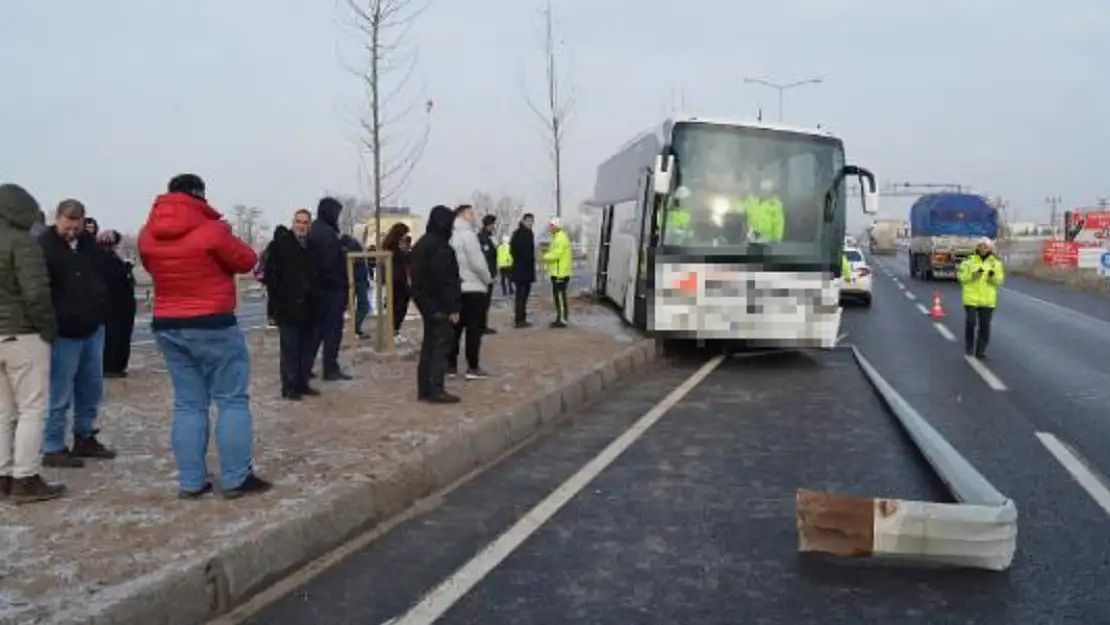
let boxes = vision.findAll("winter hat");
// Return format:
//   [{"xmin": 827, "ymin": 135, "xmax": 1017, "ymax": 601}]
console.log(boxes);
[
  {"xmin": 482, "ymin": 214, "xmax": 497, "ymax": 227},
  {"xmin": 549, "ymin": 216, "xmax": 562, "ymax": 228},
  {"xmin": 168, "ymin": 173, "xmax": 206, "ymax": 200}
]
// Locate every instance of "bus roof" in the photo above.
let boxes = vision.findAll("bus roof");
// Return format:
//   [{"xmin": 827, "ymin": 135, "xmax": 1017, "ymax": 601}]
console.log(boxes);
[{"xmin": 614, "ymin": 116, "xmax": 839, "ymax": 152}]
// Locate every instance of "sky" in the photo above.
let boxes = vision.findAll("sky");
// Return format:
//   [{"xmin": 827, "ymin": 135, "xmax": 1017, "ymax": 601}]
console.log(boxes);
[{"xmin": 1, "ymin": 0, "xmax": 1107, "ymax": 234}]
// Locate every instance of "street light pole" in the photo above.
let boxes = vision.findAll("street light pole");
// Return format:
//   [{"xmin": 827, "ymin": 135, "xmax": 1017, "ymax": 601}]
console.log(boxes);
[{"xmin": 742, "ymin": 77, "xmax": 823, "ymax": 122}]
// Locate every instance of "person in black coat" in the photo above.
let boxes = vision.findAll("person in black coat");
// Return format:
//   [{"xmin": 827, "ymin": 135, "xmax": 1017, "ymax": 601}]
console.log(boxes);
[
  {"xmin": 410, "ymin": 205, "xmax": 462, "ymax": 403},
  {"xmin": 93, "ymin": 229, "xmax": 137, "ymax": 377},
  {"xmin": 477, "ymin": 214, "xmax": 499, "ymax": 334},
  {"xmin": 381, "ymin": 223, "xmax": 413, "ymax": 336},
  {"xmin": 509, "ymin": 213, "xmax": 536, "ymax": 328},
  {"xmin": 306, "ymin": 197, "xmax": 351, "ymax": 381},
  {"xmin": 264, "ymin": 210, "xmax": 319, "ymax": 399}
]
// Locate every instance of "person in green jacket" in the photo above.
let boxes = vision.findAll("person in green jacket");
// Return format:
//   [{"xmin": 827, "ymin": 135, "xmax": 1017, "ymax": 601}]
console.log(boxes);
[
  {"xmin": 496, "ymin": 236, "xmax": 514, "ymax": 296},
  {"xmin": 957, "ymin": 238, "xmax": 1005, "ymax": 358},
  {"xmin": 543, "ymin": 217, "xmax": 573, "ymax": 328},
  {"xmin": 0, "ymin": 183, "xmax": 65, "ymax": 503},
  {"xmin": 739, "ymin": 177, "xmax": 785, "ymax": 243},
  {"xmin": 841, "ymin": 254, "xmax": 853, "ymax": 285}
]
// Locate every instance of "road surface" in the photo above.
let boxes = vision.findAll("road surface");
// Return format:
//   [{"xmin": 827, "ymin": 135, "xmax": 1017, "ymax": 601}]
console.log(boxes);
[{"xmin": 233, "ymin": 257, "xmax": 1110, "ymax": 624}]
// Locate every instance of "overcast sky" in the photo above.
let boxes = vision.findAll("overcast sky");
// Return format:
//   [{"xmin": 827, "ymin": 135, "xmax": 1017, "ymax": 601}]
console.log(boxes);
[{"xmin": 1, "ymin": 0, "xmax": 1106, "ymax": 233}]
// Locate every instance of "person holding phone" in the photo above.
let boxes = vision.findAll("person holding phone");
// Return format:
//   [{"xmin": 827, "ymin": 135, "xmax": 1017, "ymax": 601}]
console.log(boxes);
[{"xmin": 957, "ymin": 237, "xmax": 1005, "ymax": 359}]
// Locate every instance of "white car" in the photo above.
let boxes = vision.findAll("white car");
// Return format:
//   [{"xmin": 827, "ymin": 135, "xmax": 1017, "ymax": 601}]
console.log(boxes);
[{"xmin": 839, "ymin": 246, "xmax": 873, "ymax": 307}]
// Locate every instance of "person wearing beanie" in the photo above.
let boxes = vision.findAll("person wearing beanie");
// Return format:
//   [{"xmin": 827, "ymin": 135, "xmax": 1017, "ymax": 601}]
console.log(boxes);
[
  {"xmin": 92, "ymin": 229, "xmax": 137, "ymax": 378},
  {"xmin": 306, "ymin": 196, "xmax": 351, "ymax": 381},
  {"xmin": 137, "ymin": 173, "xmax": 271, "ymax": 499},
  {"xmin": 477, "ymin": 214, "xmax": 499, "ymax": 334}
]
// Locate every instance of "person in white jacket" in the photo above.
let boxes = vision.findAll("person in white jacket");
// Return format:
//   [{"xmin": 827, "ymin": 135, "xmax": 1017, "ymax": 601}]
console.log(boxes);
[{"xmin": 448, "ymin": 204, "xmax": 494, "ymax": 379}]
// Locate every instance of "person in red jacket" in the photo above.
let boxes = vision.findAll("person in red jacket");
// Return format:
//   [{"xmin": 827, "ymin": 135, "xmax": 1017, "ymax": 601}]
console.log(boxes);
[{"xmin": 137, "ymin": 174, "xmax": 271, "ymax": 500}]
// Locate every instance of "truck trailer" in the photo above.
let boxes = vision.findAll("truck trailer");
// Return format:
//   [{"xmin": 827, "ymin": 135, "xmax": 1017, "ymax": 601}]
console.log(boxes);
[
  {"xmin": 908, "ymin": 193, "xmax": 998, "ymax": 281},
  {"xmin": 868, "ymin": 219, "xmax": 901, "ymax": 255}
]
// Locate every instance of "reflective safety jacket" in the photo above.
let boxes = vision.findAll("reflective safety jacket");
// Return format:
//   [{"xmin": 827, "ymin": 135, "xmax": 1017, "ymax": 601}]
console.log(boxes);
[
  {"xmin": 739, "ymin": 195, "xmax": 785, "ymax": 242},
  {"xmin": 842, "ymin": 255, "xmax": 853, "ymax": 283},
  {"xmin": 496, "ymin": 241, "xmax": 513, "ymax": 268},
  {"xmin": 544, "ymin": 229, "xmax": 573, "ymax": 278},
  {"xmin": 957, "ymin": 253, "xmax": 1005, "ymax": 308}
]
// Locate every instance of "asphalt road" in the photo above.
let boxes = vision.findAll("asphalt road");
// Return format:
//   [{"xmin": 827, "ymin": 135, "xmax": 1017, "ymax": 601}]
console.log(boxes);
[
  {"xmin": 235, "ymin": 261, "xmax": 1110, "ymax": 624},
  {"xmin": 871, "ymin": 252, "xmax": 1110, "ymax": 483}
]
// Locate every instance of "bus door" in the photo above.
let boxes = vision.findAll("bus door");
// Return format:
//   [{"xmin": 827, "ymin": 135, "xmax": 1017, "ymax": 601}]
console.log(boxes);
[
  {"xmin": 633, "ymin": 168, "xmax": 660, "ymax": 328},
  {"xmin": 595, "ymin": 204, "xmax": 615, "ymax": 297}
]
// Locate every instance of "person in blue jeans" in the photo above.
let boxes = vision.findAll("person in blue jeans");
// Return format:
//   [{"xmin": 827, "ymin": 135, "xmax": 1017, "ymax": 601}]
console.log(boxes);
[
  {"xmin": 37, "ymin": 199, "xmax": 116, "ymax": 468},
  {"xmin": 137, "ymin": 174, "xmax": 271, "ymax": 499}
]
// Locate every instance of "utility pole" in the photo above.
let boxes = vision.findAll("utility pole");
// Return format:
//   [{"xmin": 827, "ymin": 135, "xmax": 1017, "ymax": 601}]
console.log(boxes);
[
  {"xmin": 742, "ymin": 77, "xmax": 822, "ymax": 122},
  {"xmin": 1046, "ymin": 196, "xmax": 1062, "ymax": 239}
]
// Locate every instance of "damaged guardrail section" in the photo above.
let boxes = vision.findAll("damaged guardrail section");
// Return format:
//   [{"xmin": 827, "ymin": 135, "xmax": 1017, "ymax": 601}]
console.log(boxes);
[{"xmin": 795, "ymin": 347, "xmax": 1018, "ymax": 571}]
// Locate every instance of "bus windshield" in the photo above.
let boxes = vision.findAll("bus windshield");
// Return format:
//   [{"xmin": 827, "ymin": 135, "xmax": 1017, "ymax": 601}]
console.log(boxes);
[{"xmin": 663, "ymin": 122, "xmax": 846, "ymax": 257}]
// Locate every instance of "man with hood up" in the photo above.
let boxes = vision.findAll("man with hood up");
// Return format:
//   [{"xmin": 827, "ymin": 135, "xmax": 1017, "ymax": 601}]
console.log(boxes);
[
  {"xmin": 138, "ymin": 173, "xmax": 271, "ymax": 499},
  {"xmin": 0, "ymin": 184, "xmax": 65, "ymax": 503},
  {"xmin": 264, "ymin": 209, "xmax": 318, "ymax": 400},
  {"xmin": 409, "ymin": 205, "xmax": 462, "ymax": 403},
  {"xmin": 307, "ymin": 197, "xmax": 351, "ymax": 381}
]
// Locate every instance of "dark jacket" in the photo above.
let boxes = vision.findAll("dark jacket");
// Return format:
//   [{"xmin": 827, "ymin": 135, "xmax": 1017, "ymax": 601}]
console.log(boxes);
[
  {"xmin": 478, "ymin": 229, "xmax": 497, "ymax": 279},
  {"xmin": 410, "ymin": 205, "xmax": 462, "ymax": 317},
  {"xmin": 39, "ymin": 227, "xmax": 108, "ymax": 339},
  {"xmin": 92, "ymin": 247, "xmax": 137, "ymax": 316},
  {"xmin": 308, "ymin": 198, "xmax": 347, "ymax": 291},
  {"xmin": 264, "ymin": 225, "xmax": 316, "ymax": 325},
  {"xmin": 0, "ymin": 184, "xmax": 56, "ymax": 342},
  {"xmin": 388, "ymin": 246, "xmax": 411, "ymax": 295},
  {"xmin": 342, "ymin": 235, "xmax": 369, "ymax": 286},
  {"xmin": 509, "ymin": 225, "xmax": 536, "ymax": 283}
]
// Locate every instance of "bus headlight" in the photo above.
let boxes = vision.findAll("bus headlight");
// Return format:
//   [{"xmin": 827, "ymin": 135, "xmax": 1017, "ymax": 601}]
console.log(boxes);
[{"xmin": 709, "ymin": 196, "xmax": 730, "ymax": 225}]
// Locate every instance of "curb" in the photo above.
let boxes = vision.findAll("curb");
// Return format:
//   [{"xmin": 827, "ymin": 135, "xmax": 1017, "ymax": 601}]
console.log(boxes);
[
  {"xmin": 795, "ymin": 347, "xmax": 1018, "ymax": 571},
  {"xmin": 48, "ymin": 340, "xmax": 659, "ymax": 625}
]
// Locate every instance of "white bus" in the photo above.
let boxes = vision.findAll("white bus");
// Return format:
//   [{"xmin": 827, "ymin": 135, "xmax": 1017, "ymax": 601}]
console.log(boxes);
[{"xmin": 586, "ymin": 116, "xmax": 878, "ymax": 348}]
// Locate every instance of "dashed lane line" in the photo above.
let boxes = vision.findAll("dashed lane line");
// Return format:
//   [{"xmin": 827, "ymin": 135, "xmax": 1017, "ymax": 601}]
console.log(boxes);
[
  {"xmin": 964, "ymin": 355, "xmax": 1008, "ymax": 391},
  {"xmin": 1036, "ymin": 432, "xmax": 1110, "ymax": 517},
  {"xmin": 933, "ymin": 322, "xmax": 956, "ymax": 342},
  {"xmin": 915, "ymin": 303, "xmax": 930, "ymax": 315}
]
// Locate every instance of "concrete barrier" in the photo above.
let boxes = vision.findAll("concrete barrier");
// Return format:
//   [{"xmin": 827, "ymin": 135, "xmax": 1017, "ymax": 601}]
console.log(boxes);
[{"xmin": 47, "ymin": 340, "xmax": 659, "ymax": 625}]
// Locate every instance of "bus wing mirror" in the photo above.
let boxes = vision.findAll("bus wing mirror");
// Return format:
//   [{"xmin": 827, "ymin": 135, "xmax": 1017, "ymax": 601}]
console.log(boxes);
[
  {"xmin": 848, "ymin": 166, "xmax": 879, "ymax": 214},
  {"xmin": 652, "ymin": 154, "xmax": 674, "ymax": 195}
]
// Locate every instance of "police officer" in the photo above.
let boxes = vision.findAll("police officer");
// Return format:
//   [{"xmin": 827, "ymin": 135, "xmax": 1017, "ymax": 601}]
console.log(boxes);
[
  {"xmin": 739, "ymin": 176, "xmax": 785, "ymax": 243},
  {"xmin": 957, "ymin": 237, "xmax": 1005, "ymax": 358}
]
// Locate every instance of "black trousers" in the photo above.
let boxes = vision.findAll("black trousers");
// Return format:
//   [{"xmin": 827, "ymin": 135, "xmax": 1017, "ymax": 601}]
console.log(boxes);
[
  {"xmin": 513, "ymin": 280, "xmax": 532, "ymax": 324},
  {"xmin": 551, "ymin": 277, "xmax": 570, "ymax": 323},
  {"xmin": 500, "ymin": 272, "xmax": 514, "ymax": 295},
  {"xmin": 391, "ymin": 287, "xmax": 411, "ymax": 334},
  {"xmin": 484, "ymin": 284, "xmax": 494, "ymax": 329},
  {"xmin": 417, "ymin": 312, "xmax": 454, "ymax": 398},
  {"xmin": 964, "ymin": 306, "xmax": 994, "ymax": 355},
  {"xmin": 103, "ymin": 304, "xmax": 135, "ymax": 374},
  {"xmin": 278, "ymin": 322, "xmax": 315, "ymax": 394},
  {"xmin": 448, "ymin": 292, "xmax": 488, "ymax": 371},
  {"xmin": 310, "ymin": 288, "xmax": 346, "ymax": 376}
]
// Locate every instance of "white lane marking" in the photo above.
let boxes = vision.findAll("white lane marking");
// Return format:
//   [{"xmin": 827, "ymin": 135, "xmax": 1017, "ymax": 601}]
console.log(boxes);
[
  {"xmin": 1004, "ymin": 288, "xmax": 1110, "ymax": 330},
  {"xmin": 916, "ymin": 303, "xmax": 930, "ymax": 315},
  {"xmin": 933, "ymin": 323, "xmax": 956, "ymax": 341},
  {"xmin": 963, "ymin": 355, "xmax": 1007, "ymax": 391},
  {"xmin": 896, "ymin": 282, "xmax": 905, "ymax": 291},
  {"xmin": 386, "ymin": 355, "xmax": 727, "ymax": 625},
  {"xmin": 1036, "ymin": 432, "xmax": 1110, "ymax": 516},
  {"xmin": 904, "ymin": 291, "xmax": 916, "ymax": 300}
]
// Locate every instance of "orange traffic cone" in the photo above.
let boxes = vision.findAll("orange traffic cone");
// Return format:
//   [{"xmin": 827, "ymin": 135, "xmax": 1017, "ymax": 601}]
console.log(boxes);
[{"xmin": 930, "ymin": 290, "xmax": 946, "ymax": 319}]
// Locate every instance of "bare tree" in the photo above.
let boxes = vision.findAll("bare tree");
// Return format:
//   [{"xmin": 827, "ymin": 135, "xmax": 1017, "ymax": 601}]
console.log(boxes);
[
  {"xmin": 523, "ymin": 0, "xmax": 573, "ymax": 218},
  {"xmin": 341, "ymin": 0, "xmax": 433, "ymax": 250},
  {"xmin": 469, "ymin": 191, "xmax": 526, "ymax": 238},
  {"xmin": 230, "ymin": 205, "xmax": 266, "ymax": 249},
  {"xmin": 330, "ymin": 193, "xmax": 375, "ymax": 237}
]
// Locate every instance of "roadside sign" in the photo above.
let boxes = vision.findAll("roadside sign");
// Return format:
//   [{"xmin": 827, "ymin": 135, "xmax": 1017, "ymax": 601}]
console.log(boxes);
[{"xmin": 1100, "ymin": 251, "xmax": 1110, "ymax": 276}]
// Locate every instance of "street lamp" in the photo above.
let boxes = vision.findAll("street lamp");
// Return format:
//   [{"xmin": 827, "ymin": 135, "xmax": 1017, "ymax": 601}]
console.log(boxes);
[{"xmin": 743, "ymin": 77, "xmax": 823, "ymax": 122}]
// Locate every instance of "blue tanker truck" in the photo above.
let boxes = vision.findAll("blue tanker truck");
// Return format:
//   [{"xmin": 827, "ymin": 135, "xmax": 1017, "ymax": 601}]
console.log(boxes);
[{"xmin": 907, "ymin": 193, "xmax": 998, "ymax": 281}]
